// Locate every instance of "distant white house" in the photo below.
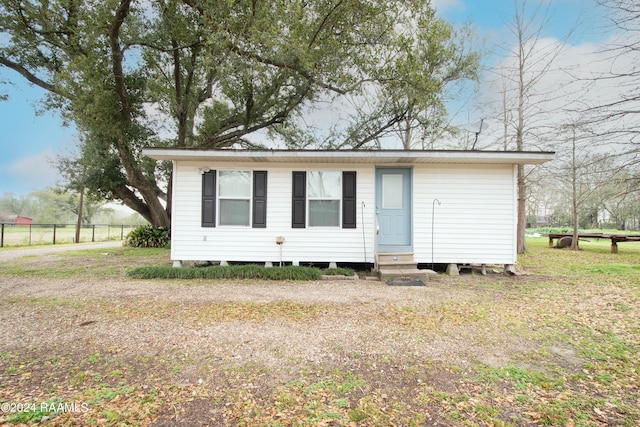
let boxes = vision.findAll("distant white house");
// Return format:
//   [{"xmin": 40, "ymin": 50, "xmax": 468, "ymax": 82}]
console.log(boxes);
[{"xmin": 142, "ymin": 149, "xmax": 554, "ymax": 273}]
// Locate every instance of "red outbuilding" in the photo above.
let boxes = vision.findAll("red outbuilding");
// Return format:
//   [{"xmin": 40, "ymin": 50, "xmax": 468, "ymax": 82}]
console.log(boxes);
[{"xmin": 1, "ymin": 215, "xmax": 33, "ymax": 226}]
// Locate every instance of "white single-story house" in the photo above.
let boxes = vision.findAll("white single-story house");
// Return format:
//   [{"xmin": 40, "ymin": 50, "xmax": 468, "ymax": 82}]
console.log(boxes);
[{"xmin": 142, "ymin": 149, "xmax": 554, "ymax": 275}]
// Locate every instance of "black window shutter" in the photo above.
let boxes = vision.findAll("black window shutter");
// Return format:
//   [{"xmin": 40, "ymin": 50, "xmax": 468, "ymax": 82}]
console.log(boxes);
[
  {"xmin": 202, "ymin": 170, "xmax": 216, "ymax": 227},
  {"xmin": 252, "ymin": 171, "xmax": 267, "ymax": 228},
  {"xmin": 292, "ymin": 171, "xmax": 306, "ymax": 228},
  {"xmin": 342, "ymin": 171, "xmax": 357, "ymax": 228}
]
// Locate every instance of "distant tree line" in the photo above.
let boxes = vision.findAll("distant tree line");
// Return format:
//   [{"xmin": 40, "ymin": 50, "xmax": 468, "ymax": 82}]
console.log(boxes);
[
  {"xmin": 0, "ymin": 189, "xmax": 145, "ymax": 225},
  {"xmin": 528, "ymin": 174, "xmax": 640, "ymax": 231}
]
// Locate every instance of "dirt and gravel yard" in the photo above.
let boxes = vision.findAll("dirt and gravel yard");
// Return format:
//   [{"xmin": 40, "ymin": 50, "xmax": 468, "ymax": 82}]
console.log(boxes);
[{"xmin": 0, "ymin": 240, "xmax": 638, "ymax": 426}]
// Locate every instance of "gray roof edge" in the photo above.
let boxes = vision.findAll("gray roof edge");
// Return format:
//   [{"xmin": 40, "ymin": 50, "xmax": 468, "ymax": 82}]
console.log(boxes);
[{"xmin": 142, "ymin": 148, "xmax": 555, "ymax": 164}]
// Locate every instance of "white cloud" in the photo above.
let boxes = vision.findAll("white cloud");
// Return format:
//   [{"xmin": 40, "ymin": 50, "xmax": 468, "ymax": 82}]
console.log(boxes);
[
  {"xmin": 6, "ymin": 148, "xmax": 60, "ymax": 193},
  {"xmin": 432, "ymin": 0, "xmax": 465, "ymax": 15},
  {"xmin": 465, "ymin": 31, "xmax": 640, "ymax": 152}
]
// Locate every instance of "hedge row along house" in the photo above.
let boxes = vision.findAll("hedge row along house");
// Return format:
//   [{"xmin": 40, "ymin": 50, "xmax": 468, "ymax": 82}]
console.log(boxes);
[{"xmin": 142, "ymin": 149, "xmax": 554, "ymax": 277}]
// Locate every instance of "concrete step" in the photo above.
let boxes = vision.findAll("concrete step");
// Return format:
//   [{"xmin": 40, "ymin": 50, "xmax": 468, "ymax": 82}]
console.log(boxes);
[
  {"xmin": 377, "ymin": 253, "xmax": 418, "ymax": 273},
  {"xmin": 378, "ymin": 262, "xmax": 417, "ymax": 271},
  {"xmin": 377, "ymin": 253, "xmax": 416, "ymax": 265},
  {"xmin": 377, "ymin": 252, "xmax": 437, "ymax": 281}
]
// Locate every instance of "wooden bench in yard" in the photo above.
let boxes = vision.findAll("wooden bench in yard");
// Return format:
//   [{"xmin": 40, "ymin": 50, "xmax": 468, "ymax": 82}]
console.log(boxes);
[{"xmin": 547, "ymin": 233, "xmax": 640, "ymax": 253}]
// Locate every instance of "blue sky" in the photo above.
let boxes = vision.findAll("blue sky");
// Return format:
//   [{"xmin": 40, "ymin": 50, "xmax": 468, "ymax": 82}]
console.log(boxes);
[
  {"xmin": 0, "ymin": 82, "xmax": 76, "ymax": 196},
  {"xmin": 444, "ymin": 0, "xmax": 606, "ymax": 43},
  {"xmin": 0, "ymin": 0, "xmax": 607, "ymax": 196}
]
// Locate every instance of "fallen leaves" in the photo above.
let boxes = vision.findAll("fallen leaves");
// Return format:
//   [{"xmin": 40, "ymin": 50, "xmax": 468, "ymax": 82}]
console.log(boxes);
[{"xmin": 1, "ymin": 239, "xmax": 639, "ymax": 426}]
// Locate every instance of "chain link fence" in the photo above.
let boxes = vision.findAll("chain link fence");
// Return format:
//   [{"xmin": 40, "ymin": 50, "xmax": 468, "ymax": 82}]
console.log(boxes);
[{"xmin": 0, "ymin": 223, "xmax": 139, "ymax": 248}]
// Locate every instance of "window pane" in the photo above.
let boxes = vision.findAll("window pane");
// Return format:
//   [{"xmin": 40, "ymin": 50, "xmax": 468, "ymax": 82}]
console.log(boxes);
[
  {"xmin": 309, "ymin": 200, "xmax": 340, "ymax": 227},
  {"xmin": 220, "ymin": 200, "xmax": 250, "ymax": 226},
  {"xmin": 308, "ymin": 171, "xmax": 341, "ymax": 198},
  {"xmin": 382, "ymin": 174, "xmax": 403, "ymax": 209},
  {"xmin": 219, "ymin": 170, "xmax": 251, "ymax": 197}
]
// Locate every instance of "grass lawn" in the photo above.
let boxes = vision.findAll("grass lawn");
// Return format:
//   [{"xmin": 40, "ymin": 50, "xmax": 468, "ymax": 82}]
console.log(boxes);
[{"xmin": 0, "ymin": 237, "xmax": 638, "ymax": 426}]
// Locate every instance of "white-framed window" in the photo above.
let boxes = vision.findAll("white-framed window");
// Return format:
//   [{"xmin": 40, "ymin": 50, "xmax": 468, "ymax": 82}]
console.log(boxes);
[
  {"xmin": 218, "ymin": 170, "xmax": 251, "ymax": 226},
  {"xmin": 307, "ymin": 171, "xmax": 341, "ymax": 227}
]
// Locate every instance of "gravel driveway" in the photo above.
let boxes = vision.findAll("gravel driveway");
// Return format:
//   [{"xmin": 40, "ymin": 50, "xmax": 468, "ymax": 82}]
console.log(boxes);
[
  {"xmin": 0, "ymin": 247, "xmax": 532, "ymax": 374},
  {"xmin": 1, "ymin": 245, "xmax": 583, "ymax": 426}
]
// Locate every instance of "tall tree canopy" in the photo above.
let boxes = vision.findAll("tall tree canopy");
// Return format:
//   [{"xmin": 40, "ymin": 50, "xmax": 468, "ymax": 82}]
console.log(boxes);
[
  {"xmin": 0, "ymin": 0, "xmax": 478, "ymax": 226},
  {"xmin": 590, "ymin": 0, "xmax": 640, "ymax": 195},
  {"xmin": 594, "ymin": 0, "xmax": 640, "ymax": 138}
]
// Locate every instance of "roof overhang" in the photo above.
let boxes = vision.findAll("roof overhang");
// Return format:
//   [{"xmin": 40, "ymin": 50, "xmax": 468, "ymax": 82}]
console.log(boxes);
[{"xmin": 142, "ymin": 148, "xmax": 555, "ymax": 165}]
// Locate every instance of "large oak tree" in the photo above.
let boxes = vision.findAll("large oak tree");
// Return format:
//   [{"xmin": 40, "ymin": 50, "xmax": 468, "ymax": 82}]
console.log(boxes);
[{"xmin": 1, "ymin": 0, "xmax": 478, "ymax": 226}]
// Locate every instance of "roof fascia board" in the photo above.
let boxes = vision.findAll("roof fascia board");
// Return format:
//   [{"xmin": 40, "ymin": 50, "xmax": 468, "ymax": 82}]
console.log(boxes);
[{"xmin": 142, "ymin": 148, "xmax": 555, "ymax": 165}]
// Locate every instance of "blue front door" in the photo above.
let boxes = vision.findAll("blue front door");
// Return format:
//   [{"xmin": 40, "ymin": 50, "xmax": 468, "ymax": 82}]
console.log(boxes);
[{"xmin": 375, "ymin": 167, "xmax": 412, "ymax": 252}]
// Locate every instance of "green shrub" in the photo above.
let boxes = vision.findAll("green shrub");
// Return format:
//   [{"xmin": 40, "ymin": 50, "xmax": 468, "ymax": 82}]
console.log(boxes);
[
  {"xmin": 125, "ymin": 225, "xmax": 171, "ymax": 248},
  {"xmin": 127, "ymin": 264, "xmax": 324, "ymax": 280}
]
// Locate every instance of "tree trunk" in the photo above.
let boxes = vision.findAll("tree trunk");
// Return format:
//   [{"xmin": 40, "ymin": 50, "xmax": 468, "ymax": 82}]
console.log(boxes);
[
  {"xmin": 108, "ymin": 0, "xmax": 170, "ymax": 229},
  {"xmin": 113, "ymin": 184, "xmax": 170, "ymax": 228},
  {"xmin": 75, "ymin": 188, "xmax": 84, "ymax": 243},
  {"xmin": 571, "ymin": 208, "xmax": 579, "ymax": 251},
  {"xmin": 515, "ymin": 14, "xmax": 527, "ymax": 254},
  {"xmin": 165, "ymin": 168, "xmax": 173, "ymax": 225},
  {"xmin": 516, "ymin": 164, "xmax": 528, "ymax": 254},
  {"xmin": 570, "ymin": 130, "xmax": 580, "ymax": 250},
  {"xmin": 136, "ymin": 178, "xmax": 171, "ymax": 228},
  {"xmin": 570, "ymin": 171, "xmax": 579, "ymax": 250}
]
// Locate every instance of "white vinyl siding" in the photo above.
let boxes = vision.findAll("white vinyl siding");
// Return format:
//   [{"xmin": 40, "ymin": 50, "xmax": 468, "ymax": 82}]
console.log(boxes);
[
  {"xmin": 169, "ymin": 161, "xmax": 517, "ymax": 265},
  {"xmin": 170, "ymin": 162, "xmax": 375, "ymax": 263},
  {"xmin": 412, "ymin": 164, "xmax": 517, "ymax": 265}
]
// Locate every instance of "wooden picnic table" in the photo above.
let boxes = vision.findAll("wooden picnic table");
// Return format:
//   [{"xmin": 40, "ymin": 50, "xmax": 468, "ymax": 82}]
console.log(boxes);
[{"xmin": 547, "ymin": 233, "xmax": 640, "ymax": 253}]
